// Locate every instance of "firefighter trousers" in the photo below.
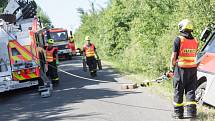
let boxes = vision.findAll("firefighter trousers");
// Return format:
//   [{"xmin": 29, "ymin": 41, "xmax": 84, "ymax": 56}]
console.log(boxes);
[
  {"xmin": 47, "ymin": 61, "xmax": 59, "ymax": 82},
  {"xmin": 173, "ymin": 65, "xmax": 197, "ymax": 116},
  {"xmin": 86, "ymin": 56, "xmax": 97, "ymax": 73}
]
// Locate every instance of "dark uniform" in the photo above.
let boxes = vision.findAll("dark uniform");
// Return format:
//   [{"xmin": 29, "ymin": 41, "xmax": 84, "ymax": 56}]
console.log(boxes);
[
  {"xmin": 173, "ymin": 31, "xmax": 198, "ymax": 118},
  {"xmin": 46, "ymin": 46, "xmax": 59, "ymax": 82},
  {"xmin": 83, "ymin": 43, "xmax": 97, "ymax": 75}
]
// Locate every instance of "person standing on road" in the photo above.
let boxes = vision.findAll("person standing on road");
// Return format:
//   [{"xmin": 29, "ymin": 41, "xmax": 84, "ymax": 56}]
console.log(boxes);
[
  {"xmin": 68, "ymin": 36, "xmax": 76, "ymax": 55},
  {"xmin": 46, "ymin": 39, "xmax": 59, "ymax": 83},
  {"xmin": 171, "ymin": 19, "xmax": 198, "ymax": 119},
  {"xmin": 82, "ymin": 36, "xmax": 99, "ymax": 77}
]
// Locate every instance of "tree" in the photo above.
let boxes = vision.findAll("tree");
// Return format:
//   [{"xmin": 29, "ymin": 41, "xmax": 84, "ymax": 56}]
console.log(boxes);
[
  {"xmin": 0, "ymin": 0, "xmax": 8, "ymax": 13},
  {"xmin": 75, "ymin": 0, "xmax": 215, "ymax": 77},
  {"xmin": 77, "ymin": 8, "xmax": 85, "ymax": 15},
  {"xmin": 37, "ymin": 7, "xmax": 52, "ymax": 28}
]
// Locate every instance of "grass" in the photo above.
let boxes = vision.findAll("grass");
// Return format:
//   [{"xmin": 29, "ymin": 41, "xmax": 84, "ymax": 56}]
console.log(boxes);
[
  {"xmin": 197, "ymin": 106, "xmax": 215, "ymax": 121},
  {"xmin": 103, "ymin": 60, "xmax": 215, "ymax": 121}
]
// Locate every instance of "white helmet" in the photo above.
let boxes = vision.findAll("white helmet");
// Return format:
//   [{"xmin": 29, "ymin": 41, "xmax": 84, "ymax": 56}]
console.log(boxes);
[{"xmin": 178, "ymin": 19, "xmax": 193, "ymax": 32}]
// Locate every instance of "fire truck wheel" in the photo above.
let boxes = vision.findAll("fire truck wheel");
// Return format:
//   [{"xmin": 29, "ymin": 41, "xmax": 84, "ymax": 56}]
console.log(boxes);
[
  {"xmin": 0, "ymin": 14, "xmax": 16, "ymax": 23},
  {"xmin": 195, "ymin": 82, "xmax": 206, "ymax": 105}
]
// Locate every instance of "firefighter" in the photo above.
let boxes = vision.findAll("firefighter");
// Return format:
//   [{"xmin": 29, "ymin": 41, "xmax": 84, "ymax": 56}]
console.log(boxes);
[
  {"xmin": 171, "ymin": 19, "xmax": 198, "ymax": 119},
  {"xmin": 46, "ymin": 39, "xmax": 59, "ymax": 83},
  {"xmin": 68, "ymin": 36, "xmax": 76, "ymax": 55},
  {"xmin": 82, "ymin": 36, "xmax": 99, "ymax": 77}
]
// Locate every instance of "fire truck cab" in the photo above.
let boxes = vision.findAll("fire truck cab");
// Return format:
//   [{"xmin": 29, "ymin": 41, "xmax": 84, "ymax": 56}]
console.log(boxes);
[
  {"xmin": 43, "ymin": 28, "xmax": 72, "ymax": 60},
  {"xmin": 196, "ymin": 24, "xmax": 215, "ymax": 106}
]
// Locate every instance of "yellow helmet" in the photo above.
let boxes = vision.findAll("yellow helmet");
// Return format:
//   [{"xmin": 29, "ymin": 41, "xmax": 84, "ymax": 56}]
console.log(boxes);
[
  {"xmin": 178, "ymin": 19, "xmax": 193, "ymax": 32},
  {"xmin": 47, "ymin": 39, "xmax": 54, "ymax": 44},
  {"xmin": 70, "ymin": 36, "xmax": 74, "ymax": 42},
  {"xmin": 85, "ymin": 36, "xmax": 90, "ymax": 41}
]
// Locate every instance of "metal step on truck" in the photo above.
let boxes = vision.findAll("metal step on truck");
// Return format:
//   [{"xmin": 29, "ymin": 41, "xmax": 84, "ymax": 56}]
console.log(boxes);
[
  {"xmin": 0, "ymin": 0, "xmax": 51, "ymax": 97},
  {"xmin": 195, "ymin": 23, "xmax": 215, "ymax": 106}
]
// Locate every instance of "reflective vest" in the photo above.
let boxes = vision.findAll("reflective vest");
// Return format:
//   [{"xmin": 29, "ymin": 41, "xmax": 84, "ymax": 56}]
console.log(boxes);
[
  {"xmin": 84, "ymin": 44, "xmax": 95, "ymax": 57},
  {"xmin": 46, "ymin": 47, "xmax": 57, "ymax": 62},
  {"xmin": 68, "ymin": 42, "xmax": 76, "ymax": 51},
  {"xmin": 177, "ymin": 36, "xmax": 198, "ymax": 68}
]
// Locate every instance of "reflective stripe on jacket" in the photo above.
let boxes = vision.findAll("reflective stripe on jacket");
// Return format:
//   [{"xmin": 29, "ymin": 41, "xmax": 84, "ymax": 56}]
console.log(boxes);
[{"xmin": 177, "ymin": 36, "xmax": 198, "ymax": 68}]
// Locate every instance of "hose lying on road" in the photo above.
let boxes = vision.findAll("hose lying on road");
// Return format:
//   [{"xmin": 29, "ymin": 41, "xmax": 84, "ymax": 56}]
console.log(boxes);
[
  {"xmin": 58, "ymin": 67, "xmax": 110, "ymax": 83},
  {"xmin": 97, "ymin": 99, "xmax": 172, "ymax": 112},
  {"xmin": 36, "ymin": 52, "xmax": 111, "ymax": 82},
  {"xmin": 27, "ymin": 56, "xmax": 173, "ymax": 113}
]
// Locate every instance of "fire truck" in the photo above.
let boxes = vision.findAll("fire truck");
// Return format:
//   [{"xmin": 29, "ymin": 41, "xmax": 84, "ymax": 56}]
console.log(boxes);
[
  {"xmin": 195, "ymin": 24, "xmax": 215, "ymax": 106},
  {"xmin": 0, "ymin": 0, "xmax": 48, "ymax": 93},
  {"xmin": 42, "ymin": 28, "xmax": 73, "ymax": 60}
]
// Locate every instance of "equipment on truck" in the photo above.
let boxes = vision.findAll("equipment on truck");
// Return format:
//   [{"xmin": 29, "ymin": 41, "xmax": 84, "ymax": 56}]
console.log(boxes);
[
  {"xmin": 194, "ymin": 23, "xmax": 215, "ymax": 106},
  {"xmin": 0, "ymin": 0, "xmax": 52, "ymax": 97}
]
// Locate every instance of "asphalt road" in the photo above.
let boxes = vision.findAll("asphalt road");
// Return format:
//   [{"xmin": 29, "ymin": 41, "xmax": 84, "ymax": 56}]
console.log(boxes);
[{"xmin": 0, "ymin": 56, "xmax": 177, "ymax": 121}]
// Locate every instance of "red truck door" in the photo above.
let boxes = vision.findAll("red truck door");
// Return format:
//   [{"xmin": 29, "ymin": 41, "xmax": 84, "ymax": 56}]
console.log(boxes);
[{"xmin": 198, "ymin": 53, "xmax": 215, "ymax": 73}]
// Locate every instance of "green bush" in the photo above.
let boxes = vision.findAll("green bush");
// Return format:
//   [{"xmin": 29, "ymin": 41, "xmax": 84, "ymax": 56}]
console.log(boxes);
[
  {"xmin": 75, "ymin": 0, "xmax": 215, "ymax": 78},
  {"xmin": 0, "ymin": 0, "xmax": 8, "ymax": 13}
]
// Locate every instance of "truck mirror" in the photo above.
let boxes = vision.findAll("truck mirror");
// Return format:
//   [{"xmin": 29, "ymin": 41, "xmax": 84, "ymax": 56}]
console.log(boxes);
[{"xmin": 200, "ymin": 27, "xmax": 211, "ymax": 42}]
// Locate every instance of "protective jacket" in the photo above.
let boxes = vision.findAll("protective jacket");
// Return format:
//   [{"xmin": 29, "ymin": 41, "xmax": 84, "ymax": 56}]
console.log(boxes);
[
  {"xmin": 84, "ymin": 44, "xmax": 95, "ymax": 57},
  {"xmin": 177, "ymin": 36, "xmax": 198, "ymax": 68},
  {"xmin": 46, "ymin": 47, "xmax": 57, "ymax": 62}
]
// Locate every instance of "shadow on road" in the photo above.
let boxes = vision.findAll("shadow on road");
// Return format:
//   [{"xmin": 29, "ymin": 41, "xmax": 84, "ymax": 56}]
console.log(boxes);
[{"xmin": 0, "ymin": 57, "xmax": 140, "ymax": 121}]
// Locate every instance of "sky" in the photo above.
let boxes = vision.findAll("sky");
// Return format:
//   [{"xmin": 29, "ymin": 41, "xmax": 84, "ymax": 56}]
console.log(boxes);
[{"xmin": 35, "ymin": 0, "xmax": 109, "ymax": 32}]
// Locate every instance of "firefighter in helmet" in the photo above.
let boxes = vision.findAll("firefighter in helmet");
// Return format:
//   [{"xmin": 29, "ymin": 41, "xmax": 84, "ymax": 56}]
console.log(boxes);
[
  {"xmin": 171, "ymin": 19, "xmax": 198, "ymax": 119},
  {"xmin": 82, "ymin": 36, "xmax": 99, "ymax": 77},
  {"xmin": 70, "ymin": 36, "xmax": 75, "ymax": 42},
  {"xmin": 46, "ymin": 39, "xmax": 59, "ymax": 83},
  {"xmin": 68, "ymin": 36, "xmax": 76, "ymax": 55}
]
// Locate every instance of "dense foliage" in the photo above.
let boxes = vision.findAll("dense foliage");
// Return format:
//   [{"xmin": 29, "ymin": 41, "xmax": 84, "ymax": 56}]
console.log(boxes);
[
  {"xmin": 75, "ymin": 0, "xmax": 215, "ymax": 78},
  {"xmin": 0, "ymin": 0, "xmax": 8, "ymax": 12},
  {"xmin": 37, "ymin": 7, "xmax": 52, "ymax": 28}
]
